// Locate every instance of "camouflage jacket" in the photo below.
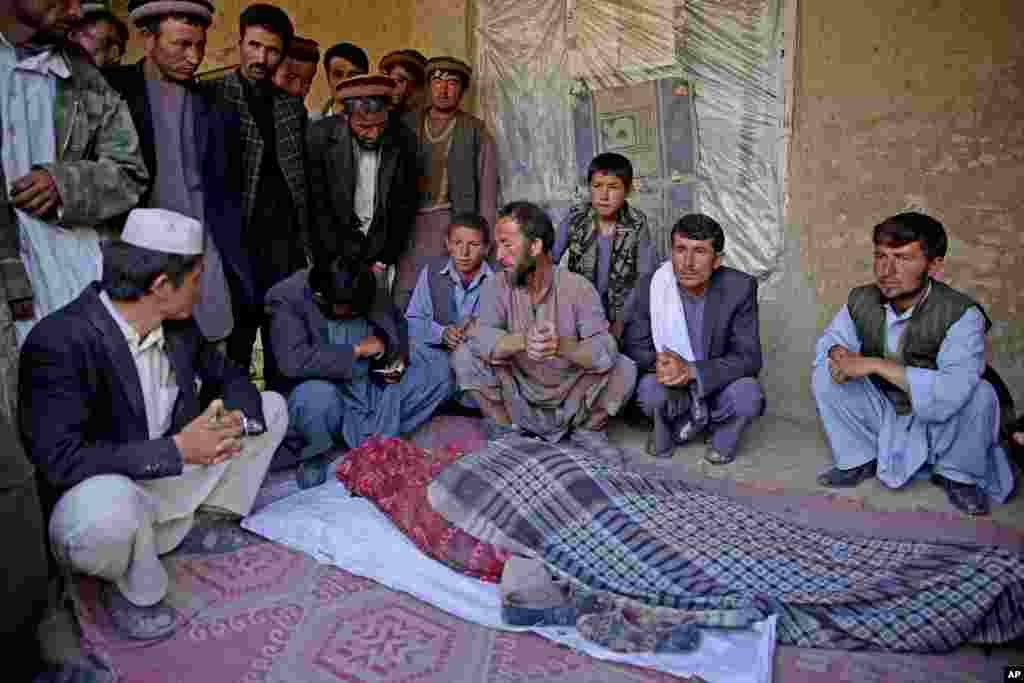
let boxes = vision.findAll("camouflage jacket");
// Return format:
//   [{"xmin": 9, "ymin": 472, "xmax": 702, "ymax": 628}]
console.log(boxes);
[{"xmin": 0, "ymin": 44, "xmax": 149, "ymax": 306}]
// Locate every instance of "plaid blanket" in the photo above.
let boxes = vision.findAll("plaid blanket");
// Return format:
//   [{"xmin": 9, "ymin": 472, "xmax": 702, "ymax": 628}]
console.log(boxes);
[{"xmin": 428, "ymin": 435, "xmax": 1024, "ymax": 652}]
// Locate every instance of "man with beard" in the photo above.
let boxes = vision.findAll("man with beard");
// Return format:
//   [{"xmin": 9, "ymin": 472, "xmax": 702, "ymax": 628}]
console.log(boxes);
[
  {"xmin": 105, "ymin": 0, "xmax": 245, "ymax": 345},
  {"xmin": 813, "ymin": 212, "xmax": 1014, "ymax": 515},
  {"xmin": 379, "ymin": 48, "xmax": 426, "ymax": 117},
  {"xmin": 306, "ymin": 74, "xmax": 417, "ymax": 294},
  {"xmin": 272, "ymin": 35, "xmax": 318, "ymax": 104},
  {"xmin": 69, "ymin": 2, "xmax": 129, "ymax": 67},
  {"xmin": 453, "ymin": 201, "xmax": 636, "ymax": 442},
  {"xmin": 394, "ymin": 56, "xmax": 498, "ymax": 310},
  {"xmin": 266, "ymin": 256, "xmax": 451, "ymax": 488},
  {"xmin": 206, "ymin": 4, "xmax": 308, "ymax": 388},
  {"xmin": 1, "ymin": 0, "xmax": 148, "ymax": 346}
]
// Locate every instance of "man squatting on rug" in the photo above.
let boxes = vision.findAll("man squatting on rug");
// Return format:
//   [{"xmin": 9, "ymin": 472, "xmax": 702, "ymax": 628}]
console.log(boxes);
[{"xmin": 20, "ymin": 210, "xmax": 288, "ymax": 638}]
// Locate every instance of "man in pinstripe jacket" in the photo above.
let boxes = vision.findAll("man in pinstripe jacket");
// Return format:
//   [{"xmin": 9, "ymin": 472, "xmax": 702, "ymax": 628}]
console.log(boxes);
[{"xmin": 206, "ymin": 3, "xmax": 308, "ymax": 390}]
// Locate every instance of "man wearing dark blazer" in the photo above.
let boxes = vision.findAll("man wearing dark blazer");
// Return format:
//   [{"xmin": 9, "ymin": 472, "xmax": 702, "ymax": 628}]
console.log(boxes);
[
  {"xmin": 306, "ymin": 74, "xmax": 418, "ymax": 287},
  {"xmin": 105, "ymin": 0, "xmax": 247, "ymax": 344},
  {"xmin": 19, "ymin": 210, "xmax": 287, "ymax": 640},
  {"xmin": 205, "ymin": 4, "xmax": 309, "ymax": 387},
  {"xmin": 621, "ymin": 214, "xmax": 764, "ymax": 464}
]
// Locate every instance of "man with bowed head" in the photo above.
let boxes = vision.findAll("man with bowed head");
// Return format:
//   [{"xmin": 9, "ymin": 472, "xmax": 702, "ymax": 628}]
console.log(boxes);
[
  {"xmin": 306, "ymin": 73, "xmax": 418, "ymax": 291},
  {"xmin": 266, "ymin": 256, "xmax": 452, "ymax": 489}
]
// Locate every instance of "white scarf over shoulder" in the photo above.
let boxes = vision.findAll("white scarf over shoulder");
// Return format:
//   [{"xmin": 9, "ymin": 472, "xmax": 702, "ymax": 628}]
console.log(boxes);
[{"xmin": 649, "ymin": 261, "xmax": 695, "ymax": 361}]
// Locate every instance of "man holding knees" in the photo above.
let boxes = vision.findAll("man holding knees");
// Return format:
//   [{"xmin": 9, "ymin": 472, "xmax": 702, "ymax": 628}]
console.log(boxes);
[{"xmin": 20, "ymin": 209, "xmax": 287, "ymax": 640}]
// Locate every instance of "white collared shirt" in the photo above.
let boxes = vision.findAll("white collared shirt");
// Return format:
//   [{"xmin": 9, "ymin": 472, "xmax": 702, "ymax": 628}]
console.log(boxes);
[
  {"xmin": 353, "ymin": 142, "xmax": 380, "ymax": 234},
  {"xmin": 100, "ymin": 292, "xmax": 179, "ymax": 439}
]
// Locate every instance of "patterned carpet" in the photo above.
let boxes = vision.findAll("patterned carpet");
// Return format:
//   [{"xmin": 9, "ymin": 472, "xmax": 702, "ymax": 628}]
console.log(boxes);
[{"xmin": 70, "ymin": 535, "xmax": 685, "ymax": 683}]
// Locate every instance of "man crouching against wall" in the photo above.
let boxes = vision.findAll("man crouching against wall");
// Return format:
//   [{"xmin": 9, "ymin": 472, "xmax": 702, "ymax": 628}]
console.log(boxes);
[
  {"xmin": 20, "ymin": 209, "xmax": 287, "ymax": 640},
  {"xmin": 813, "ymin": 212, "xmax": 1014, "ymax": 515},
  {"xmin": 452, "ymin": 201, "xmax": 637, "ymax": 444}
]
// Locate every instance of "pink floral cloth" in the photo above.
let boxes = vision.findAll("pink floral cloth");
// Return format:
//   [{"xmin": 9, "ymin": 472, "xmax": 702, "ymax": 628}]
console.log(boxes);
[{"xmin": 336, "ymin": 436, "xmax": 510, "ymax": 582}]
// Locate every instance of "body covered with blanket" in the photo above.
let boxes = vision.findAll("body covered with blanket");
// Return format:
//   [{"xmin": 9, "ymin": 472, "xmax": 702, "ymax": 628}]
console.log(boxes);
[{"xmin": 429, "ymin": 435, "xmax": 1024, "ymax": 652}]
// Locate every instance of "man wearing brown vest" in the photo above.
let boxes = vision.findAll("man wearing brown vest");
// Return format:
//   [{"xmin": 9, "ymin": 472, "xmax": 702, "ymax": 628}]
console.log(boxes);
[
  {"xmin": 812, "ymin": 212, "xmax": 1013, "ymax": 515},
  {"xmin": 393, "ymin": 57, "xmax": 498, "ymax": 310}
]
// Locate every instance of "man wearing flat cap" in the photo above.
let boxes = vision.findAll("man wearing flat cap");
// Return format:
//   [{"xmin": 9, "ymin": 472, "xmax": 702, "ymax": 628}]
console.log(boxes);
[
  {"xmin": 266, "ymin": 256, "xmax": 452, "ymax": 489},
  {"xmin": 20, "ymin": 208, "xmax": 288, "ymax": 640},
  {"xmin": 394, "ymin": 56, "xmax": 498, "ymax": 311},
  {"xmin": 379, "ymin": 48, "xmax": 426, "ymax": 117},
  {"xmin": 105, "ymin": 0, "xmax": 246, "ymax": 346},
  {"xmin": 306, "ymin": 73, "xmax": 418, "ymax": 289}
]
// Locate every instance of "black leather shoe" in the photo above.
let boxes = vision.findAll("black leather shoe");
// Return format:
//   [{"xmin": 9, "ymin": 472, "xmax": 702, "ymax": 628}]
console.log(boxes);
[
  {"xmin": 816, "ymin": 461, "xmax": 877, "ymax": 488},
  {"xmin": 934, "ymin": 476, "xmax": 990, "ymax": 516},
  {"xmin": 645, "ymin": 432, "xmax": 674, "ymax": 458}
]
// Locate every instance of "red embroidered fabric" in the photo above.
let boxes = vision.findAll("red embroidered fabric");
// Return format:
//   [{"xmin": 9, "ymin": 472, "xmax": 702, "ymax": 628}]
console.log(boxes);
[{"xmin": 336, "ymin": 436, "xmax": 510, "ymax": 582}]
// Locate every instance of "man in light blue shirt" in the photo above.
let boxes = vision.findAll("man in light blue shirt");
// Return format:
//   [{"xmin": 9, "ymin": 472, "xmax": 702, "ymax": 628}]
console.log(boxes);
[
  {"xmin": 405, "ymin": 212, "xmax": 494, "ymax": 408},
  {"xmin": 813, "ymin": 212, "xmax": 1013, "ymax": 515}
]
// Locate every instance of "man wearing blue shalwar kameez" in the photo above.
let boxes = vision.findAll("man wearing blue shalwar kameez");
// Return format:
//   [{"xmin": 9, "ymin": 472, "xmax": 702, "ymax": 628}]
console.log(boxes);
[
  {"xmin": 266, "ymin": 257, "xmax": 452, "ymax": 488},
  {"xmin": 405, "ymin": 212, "xmax": 494, "ymax": 410},
  {"xmin": 813, "ymin": 212, "xmax": 1013, "ymax": 516}
]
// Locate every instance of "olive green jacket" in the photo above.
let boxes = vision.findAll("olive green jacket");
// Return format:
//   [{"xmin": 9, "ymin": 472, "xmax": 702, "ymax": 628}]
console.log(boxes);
[{"xmin": 0, "ymin": 45, "xmax": 149, "ymax": 309}]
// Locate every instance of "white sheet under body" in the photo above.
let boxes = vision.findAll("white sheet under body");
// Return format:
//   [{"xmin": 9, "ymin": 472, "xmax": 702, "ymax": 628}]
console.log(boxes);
[{"xmin": 242, "ymin": 481, "xmax": 776, "ymax": 683}]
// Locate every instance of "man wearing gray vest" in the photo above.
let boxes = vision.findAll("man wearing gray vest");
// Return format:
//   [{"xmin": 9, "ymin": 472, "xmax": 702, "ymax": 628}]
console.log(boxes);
[
  {"xmin": 813, "ymin": 212, "xmax": 1013, "ymax": 515},
  {"xmin": 393, "ymin": 57, "xmax": 498, "ymax": 310}
]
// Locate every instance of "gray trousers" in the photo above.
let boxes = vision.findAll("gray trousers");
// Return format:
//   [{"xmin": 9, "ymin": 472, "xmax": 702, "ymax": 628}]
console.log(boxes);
[
  {"xmin": 48, "ymin": 392, "xmax": 287, "ymax": 606},
  {"xmin": 636, "ymin": 373, "xmax": 764, "ymax": 457},
  {"xmin": 811, "ymin": 363, "xmax": 1014, "ymax": 499}
]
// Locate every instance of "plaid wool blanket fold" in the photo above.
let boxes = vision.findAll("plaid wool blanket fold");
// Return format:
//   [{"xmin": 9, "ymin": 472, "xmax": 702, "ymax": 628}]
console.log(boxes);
[{"xmin": 427, "ymin": 435, "xmax": 1024, "ymax": 652}]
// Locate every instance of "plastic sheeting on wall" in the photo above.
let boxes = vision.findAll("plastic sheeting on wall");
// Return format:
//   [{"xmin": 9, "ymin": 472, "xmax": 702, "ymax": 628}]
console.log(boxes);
[{"xmin": 475, "ymin": 0, "xmax": 784, "ymax": 283}]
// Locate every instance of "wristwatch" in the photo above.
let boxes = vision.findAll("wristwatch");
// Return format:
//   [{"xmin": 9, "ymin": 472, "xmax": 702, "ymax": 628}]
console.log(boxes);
[{"xmin": 240, "ymin": 414, "xmax": 266, "ymax": 437}]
